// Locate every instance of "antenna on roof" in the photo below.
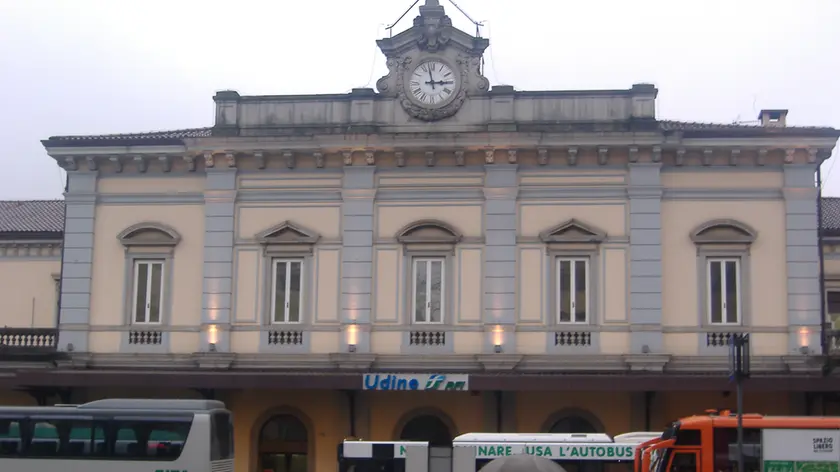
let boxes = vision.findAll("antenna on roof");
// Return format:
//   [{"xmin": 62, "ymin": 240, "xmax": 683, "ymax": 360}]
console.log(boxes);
[
  {"xmin": 446, "ymin": 0, "xmax": 485, "ymax": 38},
  {"xmin": 385, "ymin": 0, "xmax": 421, "ymax": 38}
]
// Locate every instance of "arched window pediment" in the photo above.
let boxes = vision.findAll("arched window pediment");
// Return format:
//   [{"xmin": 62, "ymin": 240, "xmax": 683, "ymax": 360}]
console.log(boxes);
[
  {"xmin": 256, "ymin": 220, "xmax": 321, "ymax": 246},
  {"xmin": 117, "ymin": 222, "xmax": 181, "ymax": 248},
  {"xmin": 396, "ymin": 219, "xmax": 463, "ymax": 245},
  {"xmin": 690, "ymin": 219, "xmax": 757, "ymax": 245},
  {"xmin": 539, "ymin": 219, "xmax": 607, "ymax": 244}
]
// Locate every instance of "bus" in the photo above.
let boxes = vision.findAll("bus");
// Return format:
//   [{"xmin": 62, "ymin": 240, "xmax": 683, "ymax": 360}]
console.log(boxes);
[
  {"xmin": 0, "ymin": 398, "xmax": 234, "ymax": 472},
  {"xmin": 635, "ymin": 409, "xmax": 840, "ymax": 472},
  {"xmin": 338, "ymin": 440, "xmax": 430, "ymax": 472},
  {"xmin": 454, "ymin": 432, "xmax": 662, "ymax": 472}
]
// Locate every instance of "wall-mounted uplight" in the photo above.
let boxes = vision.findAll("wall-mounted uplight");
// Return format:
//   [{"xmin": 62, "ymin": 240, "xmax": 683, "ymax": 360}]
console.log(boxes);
[
  {"xmin": 347, "ymin": 323, "xmax": 359, "ymax": 353},
  {"xmin": 798, "ymin": 326, "xmax": 809, "ymax": 348},
  {"xmin": 208, "ymin": 342, "xmax": 217, "ymax": 352},
  {"xmin": 207, "ymin": 324, "xmax": 219, "ymax": 345},
  {"xmin": 492, "ymin": 325, "xmax": 504, "ymax": 353}
]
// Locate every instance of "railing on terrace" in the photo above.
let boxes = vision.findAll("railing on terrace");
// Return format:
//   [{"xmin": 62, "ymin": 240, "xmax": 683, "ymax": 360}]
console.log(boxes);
[{"xmin": 0, "ymin": 328, "xmax": 58, "ymax": 357}]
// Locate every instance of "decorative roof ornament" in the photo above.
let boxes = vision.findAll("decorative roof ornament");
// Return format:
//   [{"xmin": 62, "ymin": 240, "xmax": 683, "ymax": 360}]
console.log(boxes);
[{"xmin": 414, "ymin": 0, "xmax": 452, "ymax": 52}]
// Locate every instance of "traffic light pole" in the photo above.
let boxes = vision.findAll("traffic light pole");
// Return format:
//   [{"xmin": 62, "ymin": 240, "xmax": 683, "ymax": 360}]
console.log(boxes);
[{"xmin": 729, "ymin": 333, "xmax": 750, "ymax": 472}]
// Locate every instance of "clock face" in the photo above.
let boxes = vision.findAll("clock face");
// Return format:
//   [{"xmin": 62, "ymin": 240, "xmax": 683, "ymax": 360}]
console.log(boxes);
[{"xmin": 408, "ymin": 60, "xmax": 458, "ymax": 106}]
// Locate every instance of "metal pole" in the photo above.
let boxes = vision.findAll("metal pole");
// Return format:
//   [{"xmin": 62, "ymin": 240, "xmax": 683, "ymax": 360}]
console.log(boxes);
[
  {"xmin": 735, "ymin": 334, "xmax": 745, "ymax": 472},
  {"xmin": 736, "ymin": 371, "xmax": 744, "ymax": 472}
]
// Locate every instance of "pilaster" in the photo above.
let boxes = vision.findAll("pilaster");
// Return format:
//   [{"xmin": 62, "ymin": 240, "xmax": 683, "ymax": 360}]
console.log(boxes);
[
  {"xmin": 784, "ymin": 165, "xmax": 821, "ymax": 354},
  {"xmin": 58, "ymin": 171, "xmax": 97, "ymax": 352},
  {"xmin": 628, "ymin": 163, "xmax": 663, "ymax": 353},
  {"xmin": 341, "ymin": 166, "xmax": 376, "ymax": 352},
  {"xmin": 483, "ymin": 164, "xmax": 518, "ymax": 341},
  {"xmin": 201, "ymin": 168, "xmax": 237, "ymax": 352}
]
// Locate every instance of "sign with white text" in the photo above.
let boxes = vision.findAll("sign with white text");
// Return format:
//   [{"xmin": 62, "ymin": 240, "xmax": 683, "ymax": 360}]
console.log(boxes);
[
  {"xmin": 763, "ymin": 429, "xmax": 840, "ymax": 462},
  {"xmin": 362, "ymin": 373, "xmax": 469, "ymax": 391},
  {"xmin": 466, "ymin": 443, "xmax": 636, "ymax": 460}
]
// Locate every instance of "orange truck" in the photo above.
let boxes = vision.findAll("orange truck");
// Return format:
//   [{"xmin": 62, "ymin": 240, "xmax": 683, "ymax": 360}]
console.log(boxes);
[{"xmin": 635, "ymin": 409, "xmax": 840, "ymax": 472}]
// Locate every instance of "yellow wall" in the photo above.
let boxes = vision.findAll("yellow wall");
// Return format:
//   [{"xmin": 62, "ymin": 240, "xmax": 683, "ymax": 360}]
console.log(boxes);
[
  {"xmin": 0, "ymin": 259, "xmax": 59, "ymax": 328},
  {"xmin": 89, "ymin": 205, "xmax": 204, "ymax": 327},
  {"xmin": 661, "ymin": 200, "xmax": 787, "ymax": 327}
]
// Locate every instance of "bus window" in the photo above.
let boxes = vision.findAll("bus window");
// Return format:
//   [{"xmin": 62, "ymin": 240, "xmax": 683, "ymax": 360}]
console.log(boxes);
[
  {"xmin": 712, "ymin": 428, "xmax": 761, "ymax": 472},
  {"xmin": 112, "ymin": 417, "xmax": 192, "ymax": 460},
  {"xmin": 25, "ymin": 419, "xmax": 105, "ymax": 458},
  {"xmin": 0, "ymin": 418, "xmax": 21, "ymax": 456},
  {"xmin": 211, "ymin": 411, "xmax": 234, "ymax": 461},
  {"xmin": 669, "ymin": 452, "xmax": 697, "ymax": 472}
]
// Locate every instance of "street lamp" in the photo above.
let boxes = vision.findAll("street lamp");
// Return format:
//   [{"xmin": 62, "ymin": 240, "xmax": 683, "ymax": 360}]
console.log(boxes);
[{"xmin": 728, "ymin": 333, "xmax": 751, "ymax": 472}]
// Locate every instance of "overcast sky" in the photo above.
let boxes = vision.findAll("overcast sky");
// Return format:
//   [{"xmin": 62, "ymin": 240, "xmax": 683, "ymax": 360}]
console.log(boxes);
[{"xmin": 1, "ymin": 0, "xmax": 838, "ymax": 199}]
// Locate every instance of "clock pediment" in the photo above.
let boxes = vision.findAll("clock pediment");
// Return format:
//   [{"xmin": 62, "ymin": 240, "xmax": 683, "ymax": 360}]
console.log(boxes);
[
  {"xmin": 375, "ymin": 0, "xmax": 490, "ymax": 122},
  {"xmin": 376, "ymin": 1, "xmax": 489, "ymax": 58}
]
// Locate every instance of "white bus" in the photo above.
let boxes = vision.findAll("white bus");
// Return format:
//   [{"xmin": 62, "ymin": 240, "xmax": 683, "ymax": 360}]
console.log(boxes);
[
  {"xmin": 0, "ymin": 398, "xmax": 233, "ymax": 472},
  {"xmin": 338, "ymin": 440, "xmax": 430, "ymax": 472},
  {"xmin": 452, "ymin": 432, "xmax": 660, "ymax": 472}
]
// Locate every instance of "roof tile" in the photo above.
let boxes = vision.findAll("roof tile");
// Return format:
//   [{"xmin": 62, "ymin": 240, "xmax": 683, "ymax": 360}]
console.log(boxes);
[
  {"xmin": 0, "ymin": 200, "xmax": 65, "ymax": 234},
  {"xmin": 659, "ymin": 120, "xmax": 836, "ymax": 132},
  {"xmin": 47, "ymin": 127, "xmax": 212, "ymax": 142}
]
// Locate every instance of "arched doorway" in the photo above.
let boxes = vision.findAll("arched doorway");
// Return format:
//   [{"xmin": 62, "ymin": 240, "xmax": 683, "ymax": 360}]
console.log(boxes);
[
  {"xmin": 258, "ymin": 414, "xmax": 308, "ymax": 472},
  {"xmin": 548, "ymin": 415, "xmax": 598, "ymax": 433},
  {"xmin": 399, "ymin": 414, "xmax": 453, "ymax": 446},
  {"xmin": 399, "ymin": 413, "xmax": 454, "ymax": 472},
  {"xmin": 545, "ymin": 412, "xmax": 604, "ymax": 472}
]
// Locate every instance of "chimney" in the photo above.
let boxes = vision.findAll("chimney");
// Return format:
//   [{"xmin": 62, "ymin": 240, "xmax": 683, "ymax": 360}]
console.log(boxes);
[{"xmin": 758, "ymin": 109, "xmax": 788, "ymax": 128}]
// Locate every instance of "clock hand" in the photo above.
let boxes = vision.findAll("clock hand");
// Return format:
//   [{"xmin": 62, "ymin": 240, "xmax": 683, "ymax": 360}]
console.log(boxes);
[{"xmin": 428, "ymin": 68, "xmax": 436, "ymax": 90}]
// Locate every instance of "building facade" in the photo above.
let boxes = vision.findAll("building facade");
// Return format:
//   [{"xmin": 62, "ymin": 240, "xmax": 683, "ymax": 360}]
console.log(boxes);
[{"xmin": 1, "ymin": 2, "xmax": 840, "ymax": 472}]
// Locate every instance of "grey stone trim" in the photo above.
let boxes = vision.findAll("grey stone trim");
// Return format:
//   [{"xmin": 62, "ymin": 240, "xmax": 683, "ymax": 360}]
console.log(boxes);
[
  {"xmin": 237, "ymin": 191, "xmax": 342, "ymax": 203},
  {"xmin": 484, "ymin": 165, "xmax": 518, "ymax": 325},
  {"xmin": 0, "ymin": 241, "xmax": 62, "ymax": 259},
  {"xmin": 341, "ymin": 167, "xmax": 376, "ymax": 348},
  {"xmin": 58, "ymin": 172, "xmax": 97, "ymax": 353},
  {"xmin": 518, "ymin": 187, "xmax": 627, "ymax": 200},
  {"xmin": 627, "ymin": 163, "xmax": 663, "ymax": 354},
  {"xmin": 784, "ymin": 165, "xmax": 821, "ymax": 355},
  {"xmin": 97, "ymin": 194, "xmax": 205, "ymax": 205},
  {"xmin": 663, "ymin": 188, "xmax": 783, "ymax": 201},
  {"xmin": 202, "ymin": 169, "xmax": 237, "ymax": 348},
  {"xmin": 377, "ymin": 188, "xmax": 485, "ymax": 201}
]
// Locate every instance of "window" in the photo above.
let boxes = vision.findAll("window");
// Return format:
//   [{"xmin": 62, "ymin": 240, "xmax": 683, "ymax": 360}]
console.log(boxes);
[
  {"xmin": 412, "ymin": 257, "xmax": 445, "ymax": 323},
  {"xmin": 132, "ymin": 260, "xmax": 164, "ymax": 324},
  {"xmin": 712, "ymin": 427, "xmax": 761, "ymax": 472},
  {"xmin": 827, "ymin": 291, "xmax": 840, "ymax": 328},
  {"xmin": 272, "ymin": 259, "xmax": 303, "ymax": 323},
  {"xmin": 211, "ymin": 412, "xmax": 234, "ymax": 461},
  {"xmin": 707, "ymin": 258, "xmax": 740, "ymax": 324},
  {"xmin": 557, "ymin": 257, "xmax": 589, "ymax": 323}
]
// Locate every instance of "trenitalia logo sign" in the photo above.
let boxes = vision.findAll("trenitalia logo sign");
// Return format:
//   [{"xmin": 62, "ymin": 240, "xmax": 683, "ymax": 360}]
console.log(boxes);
[{"xmin": 362, "ymin": 373, "xmax": 469, "ymax": 391}]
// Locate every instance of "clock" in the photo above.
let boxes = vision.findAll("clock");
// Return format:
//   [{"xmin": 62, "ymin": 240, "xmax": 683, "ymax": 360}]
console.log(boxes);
[{"xmin": 407, "ymin": 60, "xmax": 458, "ymax": 107}]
